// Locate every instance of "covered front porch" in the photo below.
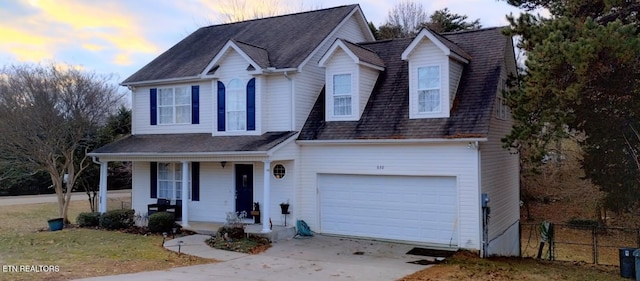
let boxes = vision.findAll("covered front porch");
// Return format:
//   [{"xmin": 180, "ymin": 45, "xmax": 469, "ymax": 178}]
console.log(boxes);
[
  {"xmin": 179, "ymin": 221, "xmax": 297, "ymax": 241},
  {"xmin": 88, "ymin": 132, "xmax": 299, "ymax": 234}
]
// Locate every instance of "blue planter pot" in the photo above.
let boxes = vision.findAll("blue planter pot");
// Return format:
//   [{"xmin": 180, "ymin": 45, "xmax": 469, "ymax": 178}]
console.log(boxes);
[{"xmin": 48, "ymin": 218, "xmax": 64, "ymax": 231}]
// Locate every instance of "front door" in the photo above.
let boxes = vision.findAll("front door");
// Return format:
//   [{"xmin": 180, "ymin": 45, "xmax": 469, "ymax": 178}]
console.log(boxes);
[{"xmin": 235, "ymin": 164, "xmax": 253, "ymax": 217}]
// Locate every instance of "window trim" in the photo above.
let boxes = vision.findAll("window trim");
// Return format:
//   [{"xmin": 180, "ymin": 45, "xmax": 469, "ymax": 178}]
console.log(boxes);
[
  {"xmin": 225, "ymin": 78, "xmax": 247, "ymax": 131},
  {"xmin": 157, "ymin": 162, "xmax": 192, "ymax": 200},
  {"xmin": 416, "ymin": 65, "xmax": 441, "ymax": 114},
  {"xmin": 272, "ymin": 164, "xmax": 286, "ymax": 179},
  {"xmin": 332, "ymin": 72, "xmax": 353, "ymax": 117},
  {"xmin": 157, "ymin": 86, "xmax": 192, "ymax": 125}
]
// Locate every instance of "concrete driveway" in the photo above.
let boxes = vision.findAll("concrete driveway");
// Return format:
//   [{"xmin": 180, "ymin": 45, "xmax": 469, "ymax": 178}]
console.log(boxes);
[{"xmin": 77, "ymin": 234, "xmax": 431, "ymax": 281}]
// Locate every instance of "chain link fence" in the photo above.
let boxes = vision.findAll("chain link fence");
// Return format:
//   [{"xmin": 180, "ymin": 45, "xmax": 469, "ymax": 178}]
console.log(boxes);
[{"xmin": 521, "ymin": 223, "xmax": 640, "ymax": 265}]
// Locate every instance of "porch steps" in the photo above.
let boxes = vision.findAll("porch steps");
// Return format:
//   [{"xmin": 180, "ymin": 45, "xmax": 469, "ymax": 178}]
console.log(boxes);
[{"xmin": 179, "ymin": 221, "xmax": 296, "ymax": 242}]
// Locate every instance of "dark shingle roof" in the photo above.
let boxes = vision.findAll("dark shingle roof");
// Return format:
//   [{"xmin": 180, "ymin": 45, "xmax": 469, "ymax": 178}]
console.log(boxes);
[
  {"xmin": 233, "ymin": 40, "xmax": 270, "ymax": 68},
  {"xmin": 123, "ymin": 5, "xmax": 358, "ymax": 84},
  {"xmin": 341, "ymin": 40, "xmax": 385, "ymax": 68},
  {"xmin": 91, "ymin": 132, "xmax": 297, "ymax": 154},
  {"xmin": 298, "ymin": 27, "xmax": 508, "ymax": 140}
]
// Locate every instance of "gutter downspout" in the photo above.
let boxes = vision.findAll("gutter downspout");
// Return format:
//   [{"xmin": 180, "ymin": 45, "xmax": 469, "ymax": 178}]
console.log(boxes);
[{"xmin": 91, "ymin": 156, "xmax": 108, "ymax": 213}]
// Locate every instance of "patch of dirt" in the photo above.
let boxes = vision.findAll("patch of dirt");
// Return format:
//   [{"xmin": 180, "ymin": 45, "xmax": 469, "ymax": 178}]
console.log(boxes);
[{"xmin": 399, "ymin": 251, "xmax": 622, "ymax": 281}]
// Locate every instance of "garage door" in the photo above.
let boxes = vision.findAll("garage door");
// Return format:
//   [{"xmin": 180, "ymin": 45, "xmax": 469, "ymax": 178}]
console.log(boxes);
[{"xmin": 319, "ymin": 174, "xmax": 458, "ymax": 246}]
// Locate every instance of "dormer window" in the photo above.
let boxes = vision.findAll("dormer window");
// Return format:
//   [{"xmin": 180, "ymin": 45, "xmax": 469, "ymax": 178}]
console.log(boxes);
[
  {"xmin": 333, "ymin": 73, "xmax": 352, "ymax": 116},
  {"xmin": 417, "ymin": 66, "xmax": 441, "ymax": 113}
]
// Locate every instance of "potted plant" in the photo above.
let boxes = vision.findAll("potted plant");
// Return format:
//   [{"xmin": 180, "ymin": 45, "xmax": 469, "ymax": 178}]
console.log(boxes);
[{"xmin": 279, "ymin": 200, "xmax": 290, "ymax": 214}]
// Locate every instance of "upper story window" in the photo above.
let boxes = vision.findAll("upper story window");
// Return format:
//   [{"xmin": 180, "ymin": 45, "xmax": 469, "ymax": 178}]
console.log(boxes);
[
  {"xmin": 158, "ymin": 87, "xmax": 191, "ymax": 124},
  {"xmin": 227, "ymin": 79, "xmax": 246, "ymax": 131},
  {"xmin": 417, "ymin": 66, "xmax": 440, "ymax": 113},
  {"xmin": 217, "ymin": 78, "xmax": 256, "ymax": 132},
  {"xmin": 333, "ymin": 74, "xmax": 352, "ymax": 116}
]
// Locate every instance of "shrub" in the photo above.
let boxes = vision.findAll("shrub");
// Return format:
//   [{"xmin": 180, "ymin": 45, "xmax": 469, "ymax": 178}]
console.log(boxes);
[
  {"xmin": 148, "ymin": 212, "xmax": 175, "ymax": 233},
  {"xmin": 77, "ymin": 212, "xmax": 100, "ymax": 227},
  {"xmin": 99, "ymin": 209, "xmax": 135, "ymax": 230},
  {"xmin": 217, "ymin": 226, "xmax": 245, "ymax": 240}
]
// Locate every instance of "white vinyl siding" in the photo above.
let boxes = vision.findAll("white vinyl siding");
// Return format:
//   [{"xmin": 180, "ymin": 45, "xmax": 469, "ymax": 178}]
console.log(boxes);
[
  {"xmin": 449, "ymin": 59, "xmax": 464, "ymax": 107},
  {"xmin": 295, "ymin": 13, "xmax": 369, "ymax": 128},
  {"xmin": 265, "ymin": 74, "xmax": 292, "ymax": 131},
  {"xmin": 299, "ymin": 143, "xmax": 481, "ymax": 250},
  {"xmin": 480, "ymin": 38, "xmax": 520, "ymax": 257},
  {"xmin": 132, "ymin": 83, "xmax": 212, "ymax": 135},
  {"xmin": 407, "ymin": 38, "xmax": 450, "ymax": 119},
  {"xmin": 358, "ymin": 65, "xmax": 378, "ymax": 118}
]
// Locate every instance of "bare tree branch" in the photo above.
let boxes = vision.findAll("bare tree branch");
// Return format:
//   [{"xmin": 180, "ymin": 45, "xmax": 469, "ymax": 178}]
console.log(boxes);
[{"xmin": 0, "ymin": 63, "xmax": 124, "ymax": 223}]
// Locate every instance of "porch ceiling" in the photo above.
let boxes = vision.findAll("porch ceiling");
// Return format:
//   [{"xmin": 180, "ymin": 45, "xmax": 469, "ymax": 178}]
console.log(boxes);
[{"xmin": 88, "ymin": 131, "xmax": 297, "ymax": 161}]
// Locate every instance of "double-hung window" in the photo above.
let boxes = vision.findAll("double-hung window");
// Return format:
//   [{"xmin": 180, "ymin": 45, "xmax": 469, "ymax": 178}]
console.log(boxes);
[
  {"xmin": 158, "ymin": 87, "xmax": 191, "ymax": 124},
  {"xmin": 226, "ymin": 79, "xmax": 246, "ymax": 131},
  {"xmin": 417, "ymin": 66, "xmax": 441, "ymax": 113},
  {"xmin": 333, "ymin": 74, "xmax": 352, "ymax": 116},
  {"xmin": 158, "ymin": 163, "xmax": 191, "ymax": 200}
]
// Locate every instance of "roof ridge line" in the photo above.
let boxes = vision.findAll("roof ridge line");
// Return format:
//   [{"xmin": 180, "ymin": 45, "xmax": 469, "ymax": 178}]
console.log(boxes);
[{"xmin": 200, "ymin": 4, "xmax": 358, "ymax": 28}]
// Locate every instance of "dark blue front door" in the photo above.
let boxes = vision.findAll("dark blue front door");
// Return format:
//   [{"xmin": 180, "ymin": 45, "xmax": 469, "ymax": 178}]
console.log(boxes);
[{"xmin": 235, "ymin": 164, "xmax": 253, "ymax": 216}]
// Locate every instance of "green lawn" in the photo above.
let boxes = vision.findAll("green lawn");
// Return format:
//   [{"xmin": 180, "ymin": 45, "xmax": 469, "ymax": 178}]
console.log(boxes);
[{"xmin": 0, "ymin": 195, "xmax": 214, "ymax": 281}]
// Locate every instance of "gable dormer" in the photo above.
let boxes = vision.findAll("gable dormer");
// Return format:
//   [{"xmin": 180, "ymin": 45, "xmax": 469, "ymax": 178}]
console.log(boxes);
[
  {"xmin": 401, "ymin": 29, "xmax": 470, "ymax": 119},
  {"xmin": 319, "ymin": 39, "xmax": 384, "ymax": 121},
  {"xmin": 204, "ymin": 40, "xmax": 266, "ymax": 136}
]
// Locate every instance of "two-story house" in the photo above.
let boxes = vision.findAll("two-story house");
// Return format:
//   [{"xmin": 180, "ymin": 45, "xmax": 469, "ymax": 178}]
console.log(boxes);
[{"xmin": 90, "ymin": 4, "xmax": 519, "ymax": 257}]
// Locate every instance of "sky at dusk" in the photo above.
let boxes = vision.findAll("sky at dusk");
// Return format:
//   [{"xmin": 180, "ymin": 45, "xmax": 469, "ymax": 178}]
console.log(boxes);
[{"xmin": 0, "ymin": 0, "xmax": 538, "ymax": 86}]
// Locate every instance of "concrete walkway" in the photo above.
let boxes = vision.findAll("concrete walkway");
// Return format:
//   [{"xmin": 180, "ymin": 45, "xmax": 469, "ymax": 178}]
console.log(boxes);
[
  {"xmin": 0, "ymin": 190, "xmax": 130, "ymax": 206},
  {"xmin": 77, "ymin": 234, "xmax": 431, "ymax": 281}
]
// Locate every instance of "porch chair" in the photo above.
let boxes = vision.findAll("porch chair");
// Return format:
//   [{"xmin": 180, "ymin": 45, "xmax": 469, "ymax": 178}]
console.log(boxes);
[{"xmin": 147, "ymin": 198, "xmax": 170, "ymax": 216}]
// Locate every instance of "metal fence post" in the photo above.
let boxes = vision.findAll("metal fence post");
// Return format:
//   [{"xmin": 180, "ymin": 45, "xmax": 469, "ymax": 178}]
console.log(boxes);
[{"xmin": 592, "ymin": 226, "xmax": 598, "ymax": 264}]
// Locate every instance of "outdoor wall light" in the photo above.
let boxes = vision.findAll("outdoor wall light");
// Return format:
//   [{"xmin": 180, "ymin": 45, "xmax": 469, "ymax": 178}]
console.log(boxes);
[{"xmin": 221, "ymin": 161, "xmax": 227, "ymax": 168}]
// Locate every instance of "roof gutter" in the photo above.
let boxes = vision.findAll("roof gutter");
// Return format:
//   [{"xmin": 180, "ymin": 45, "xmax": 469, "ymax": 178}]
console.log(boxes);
[
  {"xmin": 120, "ymin": 75, "xmax": 203, "ymax": 87},
  {"xmin": 87, "ymin": 151, "xmax": 269, "ymax": 158},
  {"xmin": 296, "ymin": 138, "xmax": 488, "ymax": 146}
]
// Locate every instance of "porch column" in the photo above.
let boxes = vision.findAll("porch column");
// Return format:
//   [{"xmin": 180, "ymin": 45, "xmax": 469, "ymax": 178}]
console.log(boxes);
[
  {"xmin": 181, "ymin": 161, "xmax": 190, "ymax": 227},
  {"xmin": 262, "ymin": 160, "xmax": 271, "ymax": 233},
  {"xmin": 98, "ymin": 161, "xmax": 108, "ymax": 213}
]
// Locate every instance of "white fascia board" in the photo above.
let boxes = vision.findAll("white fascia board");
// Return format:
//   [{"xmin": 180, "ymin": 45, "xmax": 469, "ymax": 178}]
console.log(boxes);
[
  {"xmin": 298, "ymin": 6, "xmax": 359, "ymax": 69},
  {"xmin": 401, "ymin": 28, "xmax": 450, "ymax": 61},
  {"xmin": 266, "ymin": 132, "xmax": 299, "ymax": 156},
  {"xmin": 200, "ymin": 40, "xmax": 261, "ymax": 77},
  {"xmin": 359, "ymin": 61, "xmax": 385, "ymax": 71},
  {"xmin": 296, "ymin": 138, "xmax": 488, "ymax": 146},
  {"xmin": 319, "ymin": 40, "xmax": 358, "ymax": 67},
  {"xmin": 87, "ymin": 151, "xmax": 269, "ymax": 158},
  {"xmin": 120, "ymin": 76, "xmax": 202, "ymax": 87}
]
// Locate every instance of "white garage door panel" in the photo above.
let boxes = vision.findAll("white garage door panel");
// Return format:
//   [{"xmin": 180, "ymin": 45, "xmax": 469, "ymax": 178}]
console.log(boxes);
[{"xmin": 319, "ymin": 174, "xmax": 457, "ymax": 245}]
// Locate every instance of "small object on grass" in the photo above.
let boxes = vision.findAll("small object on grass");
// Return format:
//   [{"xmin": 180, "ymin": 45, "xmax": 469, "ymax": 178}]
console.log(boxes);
[
  {"xmin": 162, "ymin": 232, "xmax": 167, "ymax": 246},
  {"xmin": 178, "ymin": 240, "xmax": 184, "ymax": 255}
]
